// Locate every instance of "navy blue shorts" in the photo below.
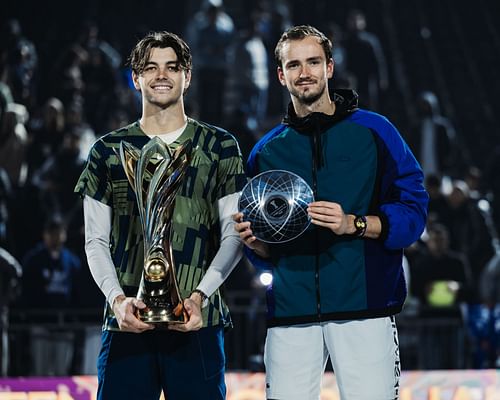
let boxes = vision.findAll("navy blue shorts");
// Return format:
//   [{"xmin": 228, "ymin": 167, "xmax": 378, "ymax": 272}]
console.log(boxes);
[{"xmin": 96, "ymin": 326, "xmax": 226, "ymax": 400}]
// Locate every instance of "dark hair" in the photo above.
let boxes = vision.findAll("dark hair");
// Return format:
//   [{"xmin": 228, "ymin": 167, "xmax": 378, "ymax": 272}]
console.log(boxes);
[
  {"xmin": 426, "ymin": 223, "xmax": 450, "ymax": 241},
  {"xmin": 274, "ymin": 25, "xmax": 332, "ymax": 68},
  {"xmin": 43, "ymin": 215, "xmax": 66, "ymax": 233},
  {"xmin": 128, "ymin": 31, "xmax": 192, "ymax": 75}
]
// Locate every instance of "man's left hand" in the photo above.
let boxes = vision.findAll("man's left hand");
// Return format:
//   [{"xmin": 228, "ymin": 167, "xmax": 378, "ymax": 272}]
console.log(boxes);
[
  {"xmin": 307, "ymin": 201, "xmax": 353, "ymax": 235},
  {"xmin": 168, "ymin": 294, "xmax": 203, "ymax": 332}
]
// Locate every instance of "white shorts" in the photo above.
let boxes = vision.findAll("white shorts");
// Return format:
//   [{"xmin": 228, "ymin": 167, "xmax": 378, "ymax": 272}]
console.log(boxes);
[{"xmin": 264, "ymin": 317, "xmax": 400, "ymax": 400}]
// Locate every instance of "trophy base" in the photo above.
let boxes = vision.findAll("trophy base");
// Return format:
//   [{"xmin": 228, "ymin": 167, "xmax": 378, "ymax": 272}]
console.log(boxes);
[{"xmin": 137, "ymin": 302, "xmax": 186, "ymax": 325}]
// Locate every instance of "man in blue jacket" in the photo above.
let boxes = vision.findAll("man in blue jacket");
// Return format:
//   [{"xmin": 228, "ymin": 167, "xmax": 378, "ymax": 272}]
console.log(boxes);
[{"xmin": 234, "ymin": 25, "xmax": 428, "ymax": 400}]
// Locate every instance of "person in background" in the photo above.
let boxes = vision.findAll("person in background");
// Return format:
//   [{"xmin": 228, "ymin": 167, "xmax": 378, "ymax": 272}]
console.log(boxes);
[
  {"xmin": 20, "ymin": 216, "xmax": 81, "ymax": 376},
  {"xmin": 185, "ymin": 0, "xmax": 235, "ymax": 125},
  {"xmin": 344, "ymin": 9, "xmax": 388, "ymax": 111}
]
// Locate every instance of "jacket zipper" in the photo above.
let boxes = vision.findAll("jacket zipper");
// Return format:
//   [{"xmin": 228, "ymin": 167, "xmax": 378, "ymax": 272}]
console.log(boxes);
[{"xmin": 311, "ymin": 127, "xmax": 321, "ymax": 320}]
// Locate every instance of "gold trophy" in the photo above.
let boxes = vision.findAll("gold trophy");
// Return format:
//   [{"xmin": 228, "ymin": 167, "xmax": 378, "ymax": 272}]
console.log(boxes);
[{"xmin": 117, "ymin": 137, "xmax": 193, "ymax": 324}]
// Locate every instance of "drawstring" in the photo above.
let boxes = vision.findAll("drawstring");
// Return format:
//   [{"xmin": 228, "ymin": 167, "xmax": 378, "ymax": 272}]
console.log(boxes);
[{"xmin": 310, "ymin": 121, "xmax": 324, "ymax": 198}]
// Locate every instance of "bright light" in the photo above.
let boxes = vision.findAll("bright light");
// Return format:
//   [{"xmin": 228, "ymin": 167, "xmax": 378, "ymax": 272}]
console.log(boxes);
[
  {"xmin": 478, "ymin": 199, "xmax": 490, "ymax": 212},
  {"xmin": 259, "ymin": 272, "xmax": 273, "ymax": 286}
]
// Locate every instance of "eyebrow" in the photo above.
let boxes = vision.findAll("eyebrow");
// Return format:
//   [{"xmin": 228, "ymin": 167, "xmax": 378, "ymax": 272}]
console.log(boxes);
[
  {"xmin": 144, "ymin": 60, "xmax": 180, "ymax": 67},
  {"xmin": 285, "ymin": 56, "xmax": 323, "ymax": 67}
]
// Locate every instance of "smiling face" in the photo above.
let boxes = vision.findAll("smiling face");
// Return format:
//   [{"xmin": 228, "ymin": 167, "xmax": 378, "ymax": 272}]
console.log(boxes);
[
  {"xmin": 132, "ymin": 47, "xmax": 191, "ymax": 110},
  {"xmin": 277, "ymin": 36, "xmax": 333, "ymax": 107}
]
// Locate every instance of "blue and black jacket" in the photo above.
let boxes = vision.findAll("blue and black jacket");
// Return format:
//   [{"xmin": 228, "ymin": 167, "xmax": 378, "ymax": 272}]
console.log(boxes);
[{"xmin": 247, "ymin": 89, "xmax": 428, "ymax": 327}]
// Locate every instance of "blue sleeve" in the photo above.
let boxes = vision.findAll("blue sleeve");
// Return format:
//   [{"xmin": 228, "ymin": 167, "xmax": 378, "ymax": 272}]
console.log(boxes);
[
  {"xmin": 375, "ymin": 118, "xmax": 428, "ymax": 249},
  {"xmin": 351, "ymin": 111, "xmax": 428, "ymax": 249}
]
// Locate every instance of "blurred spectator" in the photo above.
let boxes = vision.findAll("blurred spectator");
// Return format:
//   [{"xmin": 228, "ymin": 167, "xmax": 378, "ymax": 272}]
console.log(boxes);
[
  {"xmin": 0, "ymin": 247, "xmax": 22, "ymax": 309},
  {"xmin": 80, "ymin": 31, "xmax": 120, "ymax": 133},
  {"xmin": 255, "ymin": 0, "xmax": 292, "ymax": 120},
  {"xmin": 75, "ymin": 20, "xmax": 122, "ymax": 70},
  {"xmin": 32, "ymin": 128, "xmax": 86, "ymax": 241},
  {"xmin": 476, "ymin": 250, "xmax": 500, "ymax": 368},
  {"xmin": 408, "ymin": 91, "xmax": 464, "ymax": 179},
  {"xmin": 20, "ymin": 216, "xmax": 81, "ymax": 309},
  {"xmin": 464, "ymin": 165, "xmax": 487, "ymax": 201},
  {"xmin": 64, "ymin": 101, "xmax": 96, "ymax": 160},
  {"xmin": 225, "ymin": 108, "xmax": 259, "ymax": 163},
  {"xmin": 410, "ymin": 223, "xmax": 472, "ymax": 369},
  {"xmin": 0, "ymin": 102, "xmax": 29, "ymax": 188},
  {"xmin": 0, "ymin": 19, "xmax": 38, "ymax": 110},
  {"xmin": 473, "ymin": 189, "xmax": 500, "ymax": 368},
  {"xmin": 19, "ymin": 216, "xmax": 81, "ymax": 376},
  {"xmin": 26, "ymin": 97, "xmax": 66, "ymax": 177},
  {"xmin": 344, "ymin": 9, "xmax": 388, "ymax": 110},
  {"xmin": 185, "ymin": 0, "xmax": 235, "ymax": 125},
  {"xmin": 0, "ymin": 83, "xmax": 14, "ymax": 120},
  {"xmin": 51, "ymin": 45, "xmax": 87, "ymax": 106},
  {"xmin": 0, "ymin": 168, "xmax": 12, "ymax": 249},
  {"xmin": 480, "ymin": 252, "xmax": 500, "ymax": 308},
  {"xmin": 442, "ymin": 180, "xmax": 495, "ymax": 301},
  {"xmin": 424, "ymin": 174, "xmax": 452, "ymax": 226},
  {"xmin": 325, "ymin": 22, "xmax": 354, "ymax": 91},
  {"xmin": 81, "ymin": 46, "xmax": 118, "ymax": 132},
  {"xmin": 0, "ymin": 246, "xmax": 22, "ymax": 376},
  {"xmin": 231, "ymin": 13, "xmax": 269, "ymax": 131},
  {"xmin": 484, "ymin": 146, "xmax": 500, "ymax": 234},
  {"xmin": 411, "ymin": 224, "xmax": 472, "ymax": 315}
]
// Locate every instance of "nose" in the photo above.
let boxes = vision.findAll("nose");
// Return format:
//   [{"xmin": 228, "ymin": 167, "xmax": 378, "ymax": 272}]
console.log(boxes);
[
  {"xmin": 299, "ymin": 64, "xmax": 311, "ymax": 78},
  {"xmin": 156, "ymin": 66, "xmax": 168, "ymax": 79}
]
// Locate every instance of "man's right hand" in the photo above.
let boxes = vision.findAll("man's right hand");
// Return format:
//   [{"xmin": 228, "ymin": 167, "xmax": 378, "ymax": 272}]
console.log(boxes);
[
  {"xmin": 233, "ymin": 212, "xmax": 270, "ymax": 258},
  {"xmin": 112, "ymin": 294, "xmax": 155, "ymax": 333}
]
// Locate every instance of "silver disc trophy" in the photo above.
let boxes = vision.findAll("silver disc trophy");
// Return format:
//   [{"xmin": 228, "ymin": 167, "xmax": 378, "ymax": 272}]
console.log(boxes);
[{"xmin": 238, "ymin": 170, "xmax": 314, "ymax": 243}]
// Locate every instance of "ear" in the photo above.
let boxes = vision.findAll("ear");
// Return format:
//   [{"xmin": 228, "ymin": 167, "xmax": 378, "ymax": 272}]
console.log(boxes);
[
  {"xmin": 277, "ymin": 67, "xmax": 286, "ymax": 87},
  {"xmin": 132, "ymin": 71, "xmax": 141, "ymax": 91},
  {"xmin": 184, "ymin": 69, "xmax": 192, "ymax": 91},
  {"xmin": 327, "ymin": 59, "xmax": 334, "ymax": 79}
]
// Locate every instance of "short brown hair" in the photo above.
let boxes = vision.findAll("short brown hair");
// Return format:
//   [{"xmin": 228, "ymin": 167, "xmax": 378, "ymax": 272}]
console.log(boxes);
[
  {"xmin": 128, "ymin": 31, "xmax": 192, "ymax": 74},
  {"xmin": 274, "ymin": 25, "xmax": 332, "ymax": 68}
]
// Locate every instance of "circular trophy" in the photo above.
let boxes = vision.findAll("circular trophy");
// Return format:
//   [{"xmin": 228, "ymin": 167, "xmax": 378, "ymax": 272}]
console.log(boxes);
[{"xmin": 239, "ymin": 170, "xmax": 314, "ymax": 243}]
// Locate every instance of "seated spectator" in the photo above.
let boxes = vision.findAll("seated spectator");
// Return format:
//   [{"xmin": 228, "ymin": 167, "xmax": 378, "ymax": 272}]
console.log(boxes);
[
  {"xmin": 19, "ymin": 216, "xmax": 81, "ymax": 376},
  {"xmin": 20, "ymin": 215, "xmax": 81, "ymax": 309},
  {"xmin": 410, "ymin": 223, "xmax": 472, "ymax": 369},
  {"xmin": 411, "ymin": 224, "xmax": 472, "ymax": 316}
]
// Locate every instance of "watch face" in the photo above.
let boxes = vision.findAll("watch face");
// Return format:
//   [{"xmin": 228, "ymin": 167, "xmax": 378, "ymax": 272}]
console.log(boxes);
[
  {"xmin": 238, "ymin": 170, "xmax": 314, "ymax": 243},
  {"xmin": 355, "ymin": 219, "xmax": 366, "ymax": 229}
]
